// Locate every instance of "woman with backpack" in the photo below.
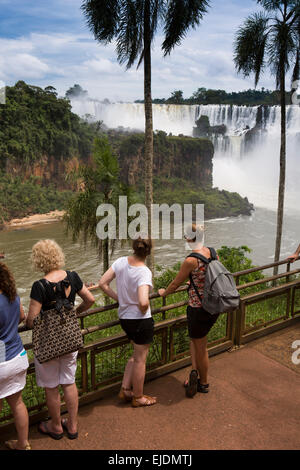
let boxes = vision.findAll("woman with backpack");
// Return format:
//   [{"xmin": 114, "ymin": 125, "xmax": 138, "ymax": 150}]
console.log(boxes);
[
  {"xmin": 26, "ymin": 240, "xmax": 95, "ymax": 440},
  {"xmin": 0, "ymin": 262, "xmax": 30, "ymax": 450},
  {"xmin": 158, "ymin": 224, "xmax": 220, "ymax": 398},
  {"xmin": 98, "ymin": 236, "xmax": 157, "ymax": 407}
]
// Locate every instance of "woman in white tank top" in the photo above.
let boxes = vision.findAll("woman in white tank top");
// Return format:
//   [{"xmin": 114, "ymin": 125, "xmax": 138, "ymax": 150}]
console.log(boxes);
[{"xmin": 99, "ymin": 237, "xmax": 157, "ymax": 407}]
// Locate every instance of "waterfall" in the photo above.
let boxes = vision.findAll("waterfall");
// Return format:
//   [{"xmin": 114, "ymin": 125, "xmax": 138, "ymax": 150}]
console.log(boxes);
[{"xmin": 71, "ymin": 99, "xmax": 300, "ymax": 211}]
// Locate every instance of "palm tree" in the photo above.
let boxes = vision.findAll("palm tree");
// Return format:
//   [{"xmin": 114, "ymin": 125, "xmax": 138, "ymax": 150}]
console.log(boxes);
[
  {"xmin": 81, "ymin": 0, "xmax": 210, "ymax": 271},
  {"xmin": 234, "ymin": 0, "xmax": 300, "ymax": 274},
  {"xmin": 65, "ymin": 135, "xmax": 134, "ymax": 273}
]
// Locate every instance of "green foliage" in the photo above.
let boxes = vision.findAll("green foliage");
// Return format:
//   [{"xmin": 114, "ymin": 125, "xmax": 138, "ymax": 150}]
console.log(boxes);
[
  {"xmin": 154, "ymin": 262, "xmax": 182, "ymax": 290},
  {"xmin": 65, "ymin": 84, "xmax": 88, "ymax": 99},
  {"xmin": 0, "ymin": 174, "xmax": 72, "ymax": 222},
  {"xmin": 152, "ymin": 177, "xmax": 253, "ymax": 219},
  {"xmin": 0, "ymin": 81, "xmax": 99, "ymax": 169},
  {"xmin": 217, "ymin": 246, "xmax": 264, "ymax": 283}
]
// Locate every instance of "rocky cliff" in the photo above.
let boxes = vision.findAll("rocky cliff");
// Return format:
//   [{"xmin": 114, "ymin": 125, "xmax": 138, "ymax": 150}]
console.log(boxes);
[{"xmin": 117, "ymin": 131, "xmax": 214, "ymax": 189}]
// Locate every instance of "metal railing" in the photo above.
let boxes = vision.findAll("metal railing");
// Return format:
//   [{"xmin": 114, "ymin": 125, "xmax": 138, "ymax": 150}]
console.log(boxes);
[{"xmin": 1, "ymin": 257, "xmax": 300, "ymax": 429}]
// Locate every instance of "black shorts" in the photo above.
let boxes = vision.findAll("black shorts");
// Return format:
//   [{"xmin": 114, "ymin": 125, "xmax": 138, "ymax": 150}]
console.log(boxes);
[
  {"xmin": 187, "ymin": 305, "xmax": 220, "ymax": 339},
  {"xmin": 120, "ymin": 317, "xmax": 154, "ymax": 345}
]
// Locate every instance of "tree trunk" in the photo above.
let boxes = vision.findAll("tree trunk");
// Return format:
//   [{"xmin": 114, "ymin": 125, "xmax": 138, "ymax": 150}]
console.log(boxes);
[
  {"xmin": 273, "ymin": 63, "xmax": 286, "ymax": 276},
  {"xmin": 144, "ymin": 0, "xmax": 154, "ymax": 272}
]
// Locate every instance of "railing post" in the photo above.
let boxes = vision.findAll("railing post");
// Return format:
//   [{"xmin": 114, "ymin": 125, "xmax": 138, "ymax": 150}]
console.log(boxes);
[
  {"xmin": 286, "ymin": 261, "xmax": 291, "ymax": 284},
  {"xmin": 162, "ymin": 296, "xmax": 166, "ymax": 321},
  {"xmin": 80, "ymin": 351, "xmax": 89, "ymax": 394},
  {"xmin": 234, "ymin": 302, "xmax": 244, "ymax": 348}
]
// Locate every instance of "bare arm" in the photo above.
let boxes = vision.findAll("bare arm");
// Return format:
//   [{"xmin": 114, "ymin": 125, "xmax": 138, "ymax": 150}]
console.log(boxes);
[
  {"xmin": 138, "ymin": 284, "xmax": 150, "ymax": 314},
  {"xmin": 76, "ymin": 285, "xmax": 95, "ymax": 315},
  {"xmin": 288, "ymin": 244, "xmax": 300, "ymax": 263},
  {"xmin": 19, "ymin": 303, "xmax": 25, "ymax": 324},
  {"xmin": 26, "ymin": 299, "xmax": 42, "ymax": 329},
  {"xmin": 158, "ymin": 258, "xmax": 197, "ymax": 297},
  {"xmin": 98, "ymin": 268, "xmax": 118, "ymax": 302}
]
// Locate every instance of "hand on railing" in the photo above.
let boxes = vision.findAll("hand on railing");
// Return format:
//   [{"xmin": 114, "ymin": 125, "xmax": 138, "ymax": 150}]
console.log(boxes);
[{"xmin": 287, "ymin": 254, "xmax": 300, "ymax": 264}]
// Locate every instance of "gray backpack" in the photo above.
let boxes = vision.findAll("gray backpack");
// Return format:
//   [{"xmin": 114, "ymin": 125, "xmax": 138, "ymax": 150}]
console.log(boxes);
[{"xmin": 187, "ymin": 248, "xmax": 240, "ymax": 315}]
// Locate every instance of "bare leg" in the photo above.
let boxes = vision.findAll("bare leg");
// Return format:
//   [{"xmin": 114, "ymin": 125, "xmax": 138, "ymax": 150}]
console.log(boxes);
[
  {"xmin": 43, "ymin": 386, "xmax": 63, "ymax": 433},
  {"xmin": 62, "ymin": 383, "xmax": 78, "ymax": 434},
  {"xmin": 192, "ymin": 337, "xmax": 209, "ymax": 385},
  {"xmin": 132, "ymin": 343, "xmax": 149, "ymax": 397},
  {"xmin": 6, "ymin": 391, "xmax": 29, "ymax": 449},
  {"xmin": 184, "ymin": 341, "xmax": 198, "ymax": 385},
  {"xmin": 131, "ymin": 343, "xmax": 156, "ymax": 405},
  {"xmin": 121, "ymin": 355, "xmax": 135, "ymax": 397},
  {"xmin": 190, "ymin": 340, "xmax": 198, "ymax": 370}
]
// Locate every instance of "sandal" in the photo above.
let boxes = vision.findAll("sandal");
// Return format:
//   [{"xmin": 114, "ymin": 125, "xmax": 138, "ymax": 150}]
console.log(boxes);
[
  {"xmin": 38, "ymin": 421, "xmax": 64, "ymax": 440},
  {"xmin": 185, "ymin": 370, "xmax": 198, "ymax": 398},
  {"xmin": 132, "ymin": 395, "xmax": 157, "ymax": 407},
  {"xmin": 197, "ymin": 380, "xmax": 209, "ymax": 394},
  {"xmin": 5, "ymin": 440, "xmax": 31, "ymax": 450},
  {"xmin": 61, "ymin": 418, "xmax": 78, "ymax": 440},
  {"xmin": 118, "ymin": 387, "xmax": 133, "ymax": 403}
]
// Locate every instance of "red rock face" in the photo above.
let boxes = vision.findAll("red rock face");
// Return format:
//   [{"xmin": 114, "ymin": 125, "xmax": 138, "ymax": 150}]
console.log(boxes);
[{"xmin": 5, "ymin": 155, "xmax": 81, "ymax": 190}]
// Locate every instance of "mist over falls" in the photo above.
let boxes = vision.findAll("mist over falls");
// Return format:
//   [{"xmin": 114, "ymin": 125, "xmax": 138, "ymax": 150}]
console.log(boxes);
[{"xmin": 71, "ymin": 100, "xmax": 300, "ymax": 212}]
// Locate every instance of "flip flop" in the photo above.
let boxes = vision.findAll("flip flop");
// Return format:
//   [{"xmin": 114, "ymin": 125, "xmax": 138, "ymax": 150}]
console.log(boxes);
[
  {"xmin": 61, "ymin": 418, "xmax": 78, "ymax": 440},
  {"xmin": 38, "ymin": 421, "xmax": 64, "ymax": 440}
]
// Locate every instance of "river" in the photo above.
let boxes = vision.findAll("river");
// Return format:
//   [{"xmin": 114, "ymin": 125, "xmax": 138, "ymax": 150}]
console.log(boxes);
[{"xmin": 1, "ymin": 206, "xmax": 299, "ymax": 310}]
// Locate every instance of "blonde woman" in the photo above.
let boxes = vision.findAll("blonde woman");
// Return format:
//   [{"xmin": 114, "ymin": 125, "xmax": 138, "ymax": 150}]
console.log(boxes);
[
  {"xmin": 0, "ymin": 262, "xmax": 30, "ymax": 450},
  {"xmin": 27, "ymin": 240, "xmax": 95, "ymax": 440}
]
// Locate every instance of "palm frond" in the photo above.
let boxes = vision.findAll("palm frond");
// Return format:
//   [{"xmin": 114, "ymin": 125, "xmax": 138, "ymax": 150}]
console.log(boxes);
[
  {"xmin": 257, "ymin": 1, "xmax": 285, "ymax": 13},
  {"xmin": 162, "ymin": 0, "xmax": 210, "ymax": 56},
  {"xmin": 268, "ymin": 20, "xmax": 297, "ymax": 88},
  {"xmin": 81, "ymin": 0, "xmax": 120, "ymax": 43},
  {"xmin": 234, "ymin": 12, "xmax": 270, "ymax": 87},
  {"xmin": 116, "ymin": 0, "xmax": 144, "ymax": 68}
]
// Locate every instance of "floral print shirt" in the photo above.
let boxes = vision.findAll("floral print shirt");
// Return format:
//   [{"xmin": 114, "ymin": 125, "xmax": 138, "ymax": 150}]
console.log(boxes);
[{"xmin": 188, "ymin": 258, "xmax": 207, "ymax": 308}]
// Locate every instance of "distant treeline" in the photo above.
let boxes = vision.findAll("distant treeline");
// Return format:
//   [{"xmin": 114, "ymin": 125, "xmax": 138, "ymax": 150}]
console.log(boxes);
[{"xmin": 135, "ymin": 88, "xmax": 291, "ymax": 106}]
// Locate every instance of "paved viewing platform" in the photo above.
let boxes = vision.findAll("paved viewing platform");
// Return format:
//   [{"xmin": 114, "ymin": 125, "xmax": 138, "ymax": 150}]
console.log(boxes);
[{"xmin": 1, "ymin": 324, "xmax": 299, "ymax": 451}]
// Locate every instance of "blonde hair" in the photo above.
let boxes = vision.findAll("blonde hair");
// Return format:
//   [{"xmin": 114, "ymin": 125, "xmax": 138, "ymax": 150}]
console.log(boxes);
[{"xmin": 31, "ymin": 239, "xmax": 65, "ymax": 274}]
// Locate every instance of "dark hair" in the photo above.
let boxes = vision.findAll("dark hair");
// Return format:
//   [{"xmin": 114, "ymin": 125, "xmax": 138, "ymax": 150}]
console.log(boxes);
[
  {"xmin": 0, "ymin": 262, "xmax": 17, "ymax": 303},
  {"xmin": 132, "ymin": 237, "xmax": 152, "ymax": 259}
]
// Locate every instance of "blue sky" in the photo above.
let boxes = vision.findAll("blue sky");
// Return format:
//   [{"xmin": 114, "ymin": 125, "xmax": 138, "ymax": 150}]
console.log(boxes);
[{"xmin": 0, "ymin": 0, "xmax": 276, "ymax": 101}]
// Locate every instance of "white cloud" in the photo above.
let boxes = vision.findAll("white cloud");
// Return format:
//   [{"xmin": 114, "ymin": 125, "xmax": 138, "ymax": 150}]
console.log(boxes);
[
  {"xmin": 83, "ymin": 57, "xmax": 121, "ymax": 75},
  {"xmin": 0, "ymin": 0, "xmax": 280, "ymax": 101}
]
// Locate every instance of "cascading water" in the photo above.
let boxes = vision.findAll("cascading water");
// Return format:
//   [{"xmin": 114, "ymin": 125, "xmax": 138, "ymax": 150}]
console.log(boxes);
[{"xmin": 71, "ymin": 99, "xmax": 300, "ymax": 211}]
